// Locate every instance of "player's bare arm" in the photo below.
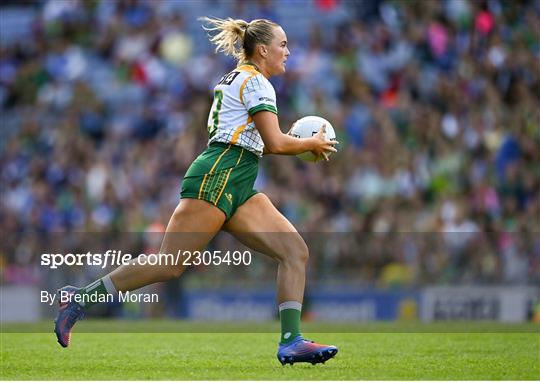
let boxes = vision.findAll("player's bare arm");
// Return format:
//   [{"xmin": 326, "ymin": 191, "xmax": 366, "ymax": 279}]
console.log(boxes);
[{"xmin": 254, "ymin": 111, "xmax": 337, "ymax": 157}]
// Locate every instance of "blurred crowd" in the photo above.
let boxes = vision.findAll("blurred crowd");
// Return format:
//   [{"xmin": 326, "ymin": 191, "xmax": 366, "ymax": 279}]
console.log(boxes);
[{"xmin": 1, "ymin": 0, "xmax": 539, "ymax": 286}]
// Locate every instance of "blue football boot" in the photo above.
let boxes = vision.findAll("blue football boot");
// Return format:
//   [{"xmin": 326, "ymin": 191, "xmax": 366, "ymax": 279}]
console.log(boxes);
[
  {"xmin": 54, "ymin": 286, "xmax": 85, "ymax": 347},
  {"xmin": 277, "ymin": 336, "xmax": 338, "ymax": 365}
]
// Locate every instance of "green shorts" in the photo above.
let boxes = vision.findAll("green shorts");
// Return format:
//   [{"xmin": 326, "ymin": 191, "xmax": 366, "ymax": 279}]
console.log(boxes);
[{"xmin": 181, "ymin": 142, "xmax": 259, "ymax": 220}]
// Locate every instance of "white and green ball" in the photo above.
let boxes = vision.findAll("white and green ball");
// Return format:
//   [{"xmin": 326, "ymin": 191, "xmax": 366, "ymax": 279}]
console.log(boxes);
[{"xmin": 289, "ymin": 116, "xmax": 337, "ymax": 162}]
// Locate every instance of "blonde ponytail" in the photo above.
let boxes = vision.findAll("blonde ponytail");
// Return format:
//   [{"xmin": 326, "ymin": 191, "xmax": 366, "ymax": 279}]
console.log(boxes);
[
  {"xmin": 200, "ymin": 17, "xmax": 278, "ymax": 63},
  {"xmin": 200, "ymin": 17, "xmax": 249, "ymax": 61}
]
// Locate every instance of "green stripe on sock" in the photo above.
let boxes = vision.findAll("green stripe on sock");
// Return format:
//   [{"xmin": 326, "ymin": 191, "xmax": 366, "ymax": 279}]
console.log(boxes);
[{"xmin": 76, "ymin": 278, "xmax": 110, "ymax": 308}]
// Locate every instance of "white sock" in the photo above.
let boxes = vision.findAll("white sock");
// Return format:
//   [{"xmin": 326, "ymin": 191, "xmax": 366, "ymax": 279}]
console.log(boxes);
[
  {"xmin": 279, "ymin": 301, "xmax": 302, "ymax": 312},
  {"xmin": 102, "ymin": 275, "xmax": 118, "ymax": 295}
]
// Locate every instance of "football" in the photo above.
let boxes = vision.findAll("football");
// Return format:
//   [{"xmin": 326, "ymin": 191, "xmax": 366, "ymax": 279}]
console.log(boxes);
[{"xmin": 289, "ymin": 116, "xmax": 337, "ymax": 162}]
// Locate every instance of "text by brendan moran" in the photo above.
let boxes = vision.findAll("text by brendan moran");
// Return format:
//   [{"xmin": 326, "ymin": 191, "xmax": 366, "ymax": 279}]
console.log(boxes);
[{"xmin": 41, "ymin": 290, "xmax": 159, "ymax": 305}]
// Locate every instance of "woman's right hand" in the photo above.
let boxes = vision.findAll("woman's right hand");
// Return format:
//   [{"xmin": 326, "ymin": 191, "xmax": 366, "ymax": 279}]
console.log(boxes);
[{"xmin": 310, "ymin": 124, "xmax": 338, "ymax": 161}]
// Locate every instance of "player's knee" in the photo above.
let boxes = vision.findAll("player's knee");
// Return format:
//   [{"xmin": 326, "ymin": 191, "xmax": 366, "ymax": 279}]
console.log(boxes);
[
  {"xmin": 295, "ymin": 240, "xmax": 309, "ymax": 265},
  {"xmin": 281, "ymin": 238, "xmax": 309, "ymax": 266}
]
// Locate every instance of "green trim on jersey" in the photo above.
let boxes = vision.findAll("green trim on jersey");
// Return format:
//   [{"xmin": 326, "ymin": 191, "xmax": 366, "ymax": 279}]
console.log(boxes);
[
  {"xmin": 208, "ymin": 89, "xmax": 224, "ymax": 139},
  {"xmin": 248, "ymin": 104, "xmax": 278, "ymax": 116}
]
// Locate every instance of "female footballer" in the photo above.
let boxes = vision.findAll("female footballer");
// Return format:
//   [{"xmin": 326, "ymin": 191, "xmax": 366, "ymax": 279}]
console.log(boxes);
[{"xmin": 55, "ymin": 17, "xmax": 338, "ymax": 366}]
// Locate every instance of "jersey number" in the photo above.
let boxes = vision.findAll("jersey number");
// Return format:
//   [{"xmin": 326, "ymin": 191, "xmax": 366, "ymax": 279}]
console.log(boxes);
[
  {"xmin": 218, "ymin": 71, "xmax": 239, "ymax": 85},
  {"xmin": 208, "ymin": 90, "xmax": 223, "ymax": 139}
]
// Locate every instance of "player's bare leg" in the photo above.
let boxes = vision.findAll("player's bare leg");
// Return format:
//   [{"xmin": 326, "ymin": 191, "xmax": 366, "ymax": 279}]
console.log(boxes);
[
  {"xmin": 55, "ymin": 199, "xmax": 225, "ymax": 347},
  {"xmin": 224, "ymin": 193, "xmax": 338, "ymax": 365},
  {"xmin": 224, "ymin": 193, "xmax": 307, "ymax": 303},
  {"xmin": 110, "ymin": 199, "xmax": 226, "ymax": 291}
]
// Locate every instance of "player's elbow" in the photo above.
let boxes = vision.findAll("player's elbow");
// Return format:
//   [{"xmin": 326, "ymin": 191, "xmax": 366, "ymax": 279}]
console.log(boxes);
[{"xmin": 263, "ymin": 139, "xmax": 285, "ymax": 155}]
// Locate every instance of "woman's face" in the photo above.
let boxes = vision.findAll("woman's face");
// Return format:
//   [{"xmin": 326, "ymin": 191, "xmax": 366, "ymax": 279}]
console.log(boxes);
[{"xmin": 265, "ymin": 26, "xmax": 290, "ymax": 76}]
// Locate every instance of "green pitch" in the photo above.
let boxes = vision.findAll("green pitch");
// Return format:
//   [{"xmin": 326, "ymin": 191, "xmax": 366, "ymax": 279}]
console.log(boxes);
[{"xmin": 1, "ymin": 321, "xmax": 538, "ymax": 380}]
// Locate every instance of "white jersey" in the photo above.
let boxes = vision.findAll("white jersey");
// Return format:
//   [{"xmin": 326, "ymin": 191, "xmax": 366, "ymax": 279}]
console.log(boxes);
[{"xmin": 207, "ymin": 64, "xmax": 278, "ymax": 156}]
